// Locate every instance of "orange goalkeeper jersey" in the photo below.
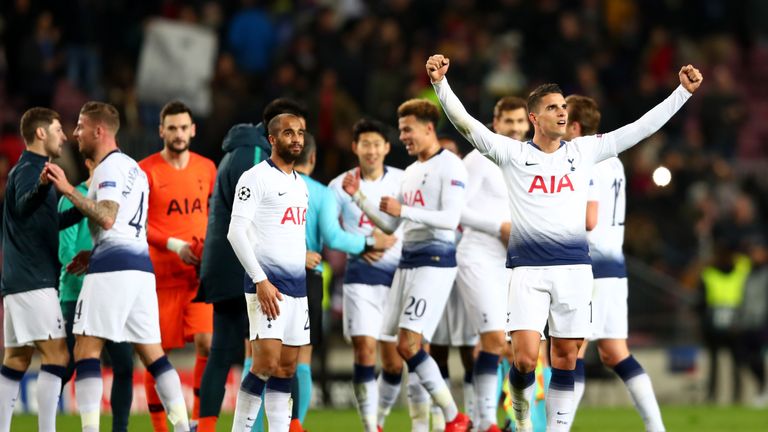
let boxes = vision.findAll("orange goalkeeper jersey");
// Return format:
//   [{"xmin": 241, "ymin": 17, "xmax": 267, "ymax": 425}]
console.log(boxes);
[{"xmin": 139, "ymin": 152, "xmax": 216, "ymax": 288}]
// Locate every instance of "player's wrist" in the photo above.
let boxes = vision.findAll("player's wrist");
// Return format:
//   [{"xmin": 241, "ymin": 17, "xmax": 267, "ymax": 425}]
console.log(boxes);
[{"xmin": 166, "ymin": 237, "xmax": 187, "ymax": 254}]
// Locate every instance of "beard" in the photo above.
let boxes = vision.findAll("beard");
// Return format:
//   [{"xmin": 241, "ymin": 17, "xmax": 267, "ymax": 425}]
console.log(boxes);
[
  {"xmin": 276, "ymin": 142, "xmax": 301, "ymax": 163},
  {"xmin": 79, "ymin": 140, "xmax": 94, "ymax": 159},
  {"xmin": 166, "ymin": 140, "xmax": 190, "ymax": 154}
]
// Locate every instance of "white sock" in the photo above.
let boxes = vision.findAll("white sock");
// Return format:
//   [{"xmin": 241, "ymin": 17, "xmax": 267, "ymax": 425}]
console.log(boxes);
[
  {"xmin": 474, "ymin": 351, "xmax": 500, "ymax": 431},
  {"xmin": 148, "ymin": 356, "xmax": 190, "ymax": 431},
  {"xmin": 509, "ymin": 364, "xmax": 536, "ymax": 425},
  {"xmin": 547, "ymin": 368, "xmax": 575, "ymax": 432},
  {"xmin": 407, "ymin": 350, "xmax": 458, "ymax": 422},
  {"xmin": 377, "ymin": 371, "xmax": 402, "ymax": 428},
  {"xmin": 408, "ymin": 372, "xmax": 430, "ymax": 432},
  {"xmin": 462, "ymin": 372, "xmax": 476, "ymax": 427},
  {"xmin": 266, "ymin": 377, "xmax": 293, "ymax": 432},
  {"xmin": 353, "ymin": 365, "xmax": 378, "ymax": 432},
  {"xmin": 232, "ymin": 372, "xmax": 266, "ymax": 431},
  {"xmin": 37, "ymin": 365, "xmax": 65, "ymax": 432},
  {"xmin": 614, "ymin": 356, "xmax": 665, "ymax": 432},
  {"xmin": 0, "ymin": 366, "xmax": 24, "ymax": 432},
  {"xmin": 431, "ymin": 397, "xmax": 446, "ymax": 431},
  {"xmin": 75, "ymin": 359, "xmax": 103, "ymax": 432}
]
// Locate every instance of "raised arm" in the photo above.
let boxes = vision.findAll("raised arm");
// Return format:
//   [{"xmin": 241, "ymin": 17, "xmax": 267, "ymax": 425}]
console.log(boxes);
[
  {"xmin": 596, "ymin": 65, "xmax": 703, "ymax": 161},
  {"xmin": 343, "ymin": 170, "xmax": 401, "ymax": 234},
  {"xmin": 427, "ymin": 54, "xmax": 520, "ymax": 164},
  {"xmin": 14, "ymin": 165, "xmax": 53, "ymax": 217}
]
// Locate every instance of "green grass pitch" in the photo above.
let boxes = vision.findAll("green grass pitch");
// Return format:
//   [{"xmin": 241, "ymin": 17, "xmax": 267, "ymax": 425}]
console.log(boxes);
[{"xmin": 12, "ymin": 406, "xmax": 768, "ymax": 431}]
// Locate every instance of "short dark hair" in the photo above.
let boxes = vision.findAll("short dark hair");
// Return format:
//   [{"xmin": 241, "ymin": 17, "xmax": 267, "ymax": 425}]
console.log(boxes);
[
  {"xmin": 565, "ymin": 95, "xmax": 601, "ymax": 136},
  {"xmin": 160, "ymin": 100, "xmax": 193, "ymax": 125},
  {"xmin": 80, "ymin": 101, "xmax": 120, "ymax": 133},
  {"xmin": 352, "ymin": 118, "xmax": 388, "ymax": 143},
  {"xmin": 19, "ymin": 107, "xmax": 60, "ymax": 144},
  {"xmin": 262, "ymin": 98, "xmax": 307, "ymax": 126},
  {"xmin": 397, "ymin": 99, "xmax": 440, "ymax": 128},
  {"xmin": 296, "ymin": 132, "xmax": 316, "ymax": 166},
  {"xmin": 493, "ymin": 96, "xmax": 528, "ymax": 119},
  {"xmin": 527, "ymin": 83, "xmax": 563, "ymax": 114},
  {"xmin": 267, "ymin": 113, "xmax": 302, "ymax": 137}
]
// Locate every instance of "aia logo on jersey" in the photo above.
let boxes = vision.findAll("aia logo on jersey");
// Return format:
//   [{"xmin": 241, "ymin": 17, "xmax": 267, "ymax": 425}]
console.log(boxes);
[
  {"xmin": 167, "ymin": 198, "xmax": 204, "ymax": 215},
  {"xmin": 281, "ymin": 207, "xmax": 307, "ymax": 225},
  {"xmin": 403, "ymin": 190, "xmax": 425, "ymax": 206},
  {"xmin": 358, "ymin": 213, "xmax": 375, "ymax": 228},
  {"xmin": 528, "ymin": 174, "xmax": 575, "ymax": 194}
]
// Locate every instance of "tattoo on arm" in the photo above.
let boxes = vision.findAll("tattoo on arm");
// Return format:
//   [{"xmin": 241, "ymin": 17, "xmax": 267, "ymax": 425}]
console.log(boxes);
[{"xmin": 65, "ymin": 192, "xmax": 119, "ymax": 229}]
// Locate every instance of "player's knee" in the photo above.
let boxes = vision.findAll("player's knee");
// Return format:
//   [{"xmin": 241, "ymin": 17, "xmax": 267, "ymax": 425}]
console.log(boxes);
[
  {"xmin": 513, "ymin": 355, "xmax": 537, "ymax": 373},
  {"xmin": 396, "ymin": 339, "xmax": 419, "ymax": 360},
  {"xmin": 353, "ymin": 345, "xmax": 376, "ymax": 365},
  {"xmin": 3, "ymin": 353, "xmax": 32, "ymax": 371},
  {"xmin": 598, "ymin": 349, "xmax": 627, "ymax": 368},
  {"xmin": 480, "ymin": 332, "xmax": 506, "ymax": 354}
]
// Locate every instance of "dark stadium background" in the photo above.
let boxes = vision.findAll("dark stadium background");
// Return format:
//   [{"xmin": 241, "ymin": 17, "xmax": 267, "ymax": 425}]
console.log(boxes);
[{"xmin": 1, "ymin": 0, "xmax": 767, "ymax": 415}]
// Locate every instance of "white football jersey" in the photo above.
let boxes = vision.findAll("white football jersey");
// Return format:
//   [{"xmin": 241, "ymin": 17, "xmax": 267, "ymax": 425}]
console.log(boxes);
[
  {"xmin": 87, "ymin": 151, "xmax": 153, "ymax": 274},
  {"xmin": 435, "ymin": 78, "xmax": 692, "ymax": 268},
  {"xmin": 457, "ymin": 149, "xmax": 511, "ymax": 262},
  {"xmin": 329, "ymin": 166, "xmax": 404, "ymax": 286},
  {"xmin": 231, "ymin": 159, "xmax": 308, "ymax": 297},
  {"xmin": 587, "ymin": 157, "xmax": 627, "ymax": 278},
  {"xmin": 398, "ymin": 149, "xmax": 468, "ymax": 268}
]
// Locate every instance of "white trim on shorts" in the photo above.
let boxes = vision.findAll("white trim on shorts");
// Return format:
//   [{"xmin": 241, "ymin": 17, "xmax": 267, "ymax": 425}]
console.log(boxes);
[
  {"xmin": 506, "ymin": 265, "xmax": 592, "ymax": 339},
  {"xmin": 4, "ymin": 288, "xmax": 66, "ymax": 347},
  {"xmin": 73, "ymin": 270, "xmax": 161, "ymax": 344},
  {"xmin": 381, "ymin": 266, "xmax": 458, "ymax": 340},
  {"xmin": 246, "ymin": 292, "xmax": 310, "ymax": 346},
  {"xmin": 589, "ymin": 277, "xmax": 628, "ymax": 340}
]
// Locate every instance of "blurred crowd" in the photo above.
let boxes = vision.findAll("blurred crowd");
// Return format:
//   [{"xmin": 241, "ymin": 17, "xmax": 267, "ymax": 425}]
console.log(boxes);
[{"xmin": 1, "ymin": 0, "xmax": 768, "ymax": 398}]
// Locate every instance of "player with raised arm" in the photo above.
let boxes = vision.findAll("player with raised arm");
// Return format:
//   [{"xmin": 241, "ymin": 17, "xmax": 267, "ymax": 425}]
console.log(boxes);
[
  {"xmin": 139, "ymin": 101, "xmax": 217, "ymax": 432},
  {"xmin": 45, "ymin": 102, "xmax": 190, "ymax": 432},
  {"xmin": 227, "ymin": 113, "xmax": 309, "ymax": 432},
  {"xmin": 329, "ymin": 118, "xmax": 405, "ymax": 432},
  {"xmin": 427, "ymin": 54, "xmax": 701, "ymax": 431},
  {"xmin": 342, "ymin": 100, "xmax": 471, "ymax": 432},
  {"xmin": 565, "ymin": 95, "xmax": 664, "ymax": 431},
  {"xmin": 0, "ymin": 107, "xmax": 71, "ymax": 432}
]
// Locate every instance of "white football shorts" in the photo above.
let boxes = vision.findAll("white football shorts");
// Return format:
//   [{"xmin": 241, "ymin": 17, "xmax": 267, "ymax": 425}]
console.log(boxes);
[
  {"xmin": 589, "ymin": 277, "xmax": 629, "ymax": 340},
  {"xmin": 343, "ymin": 283, "xmax": 396, "ymax": 342},
  {"xmin": 381, "ymin": 266, "xmax": 457, "ymax": 340},
  {"xmin": 246, "ymin": 292, "xmax": 310, "ymax": 347},
  {"xmin": 4, "ymin": 288, "xmax": 66, "ymax": 347},
  {"xmin": 506, "ymin": 265, "xmax": 592, "ymax": 339},
  {"xmin": 73, "ymin": 270, "xmax": 160, "ymax": 344}
]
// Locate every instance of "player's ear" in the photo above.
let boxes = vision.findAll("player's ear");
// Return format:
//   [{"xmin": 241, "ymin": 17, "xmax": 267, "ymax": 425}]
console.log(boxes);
[
  {"xmin": 528, "ymin": 111, "xmax": 537, "ymax": 126},
  {"xmin": 383, "ymin": 141, "xmax": 391, "ymax": 156},
  {"xmin": 190, "ymin": 123, "xmax": 197, "ymax": 139}
]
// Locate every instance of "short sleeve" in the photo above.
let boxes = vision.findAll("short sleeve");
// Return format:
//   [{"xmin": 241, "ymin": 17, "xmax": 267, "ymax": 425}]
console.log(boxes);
[{"xmin": 91, "ymin": 157, "xmax": 126, "ymax": 203}]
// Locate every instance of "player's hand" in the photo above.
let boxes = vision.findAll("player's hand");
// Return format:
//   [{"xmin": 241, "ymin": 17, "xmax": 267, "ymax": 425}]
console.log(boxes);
[
  {"xmin": 66, "ymin": 250, "xmax": 92, "ymax": 276},
  {"xmin": 44, "ymin": 162, "xmax": 74, "ymax": 195},
  {"xmin": 361, "ymin": 250, "xmax": 384, "ymax": 264},
  {"xmin": 39, "ymin": 166, "xmax": 50, "ymax": 185},
  {"xmin": 426, "ymin": 55, "xmax": 450, "ymax": 83},
  {"xmin": 500, "ymin": 221, "xmax": 511, "ymax": 247},
  {"xmin": 305, "ymin": 251, "xmax": 322, "ymax": 269},
  {"xmin": 372, "ymin": 228, "xmax": 397, "ymax": 250},
  {"xmin": 379, "ymin": 196, "xmax": 401, "ymax": 217},
  {"xmin": 178, "ymin": 243, "xmax": 201, "ymax": 266},
  {"xmin": 256, "ymin": 279, "xmax": 283, "ymax": 320},
  {"xmin": 679, "ymin": 65, "xmax": 703, "ymax": 94},
  {"xmin": 342, "ymin": 168, "xmax": 361, "ymax": 196}
]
